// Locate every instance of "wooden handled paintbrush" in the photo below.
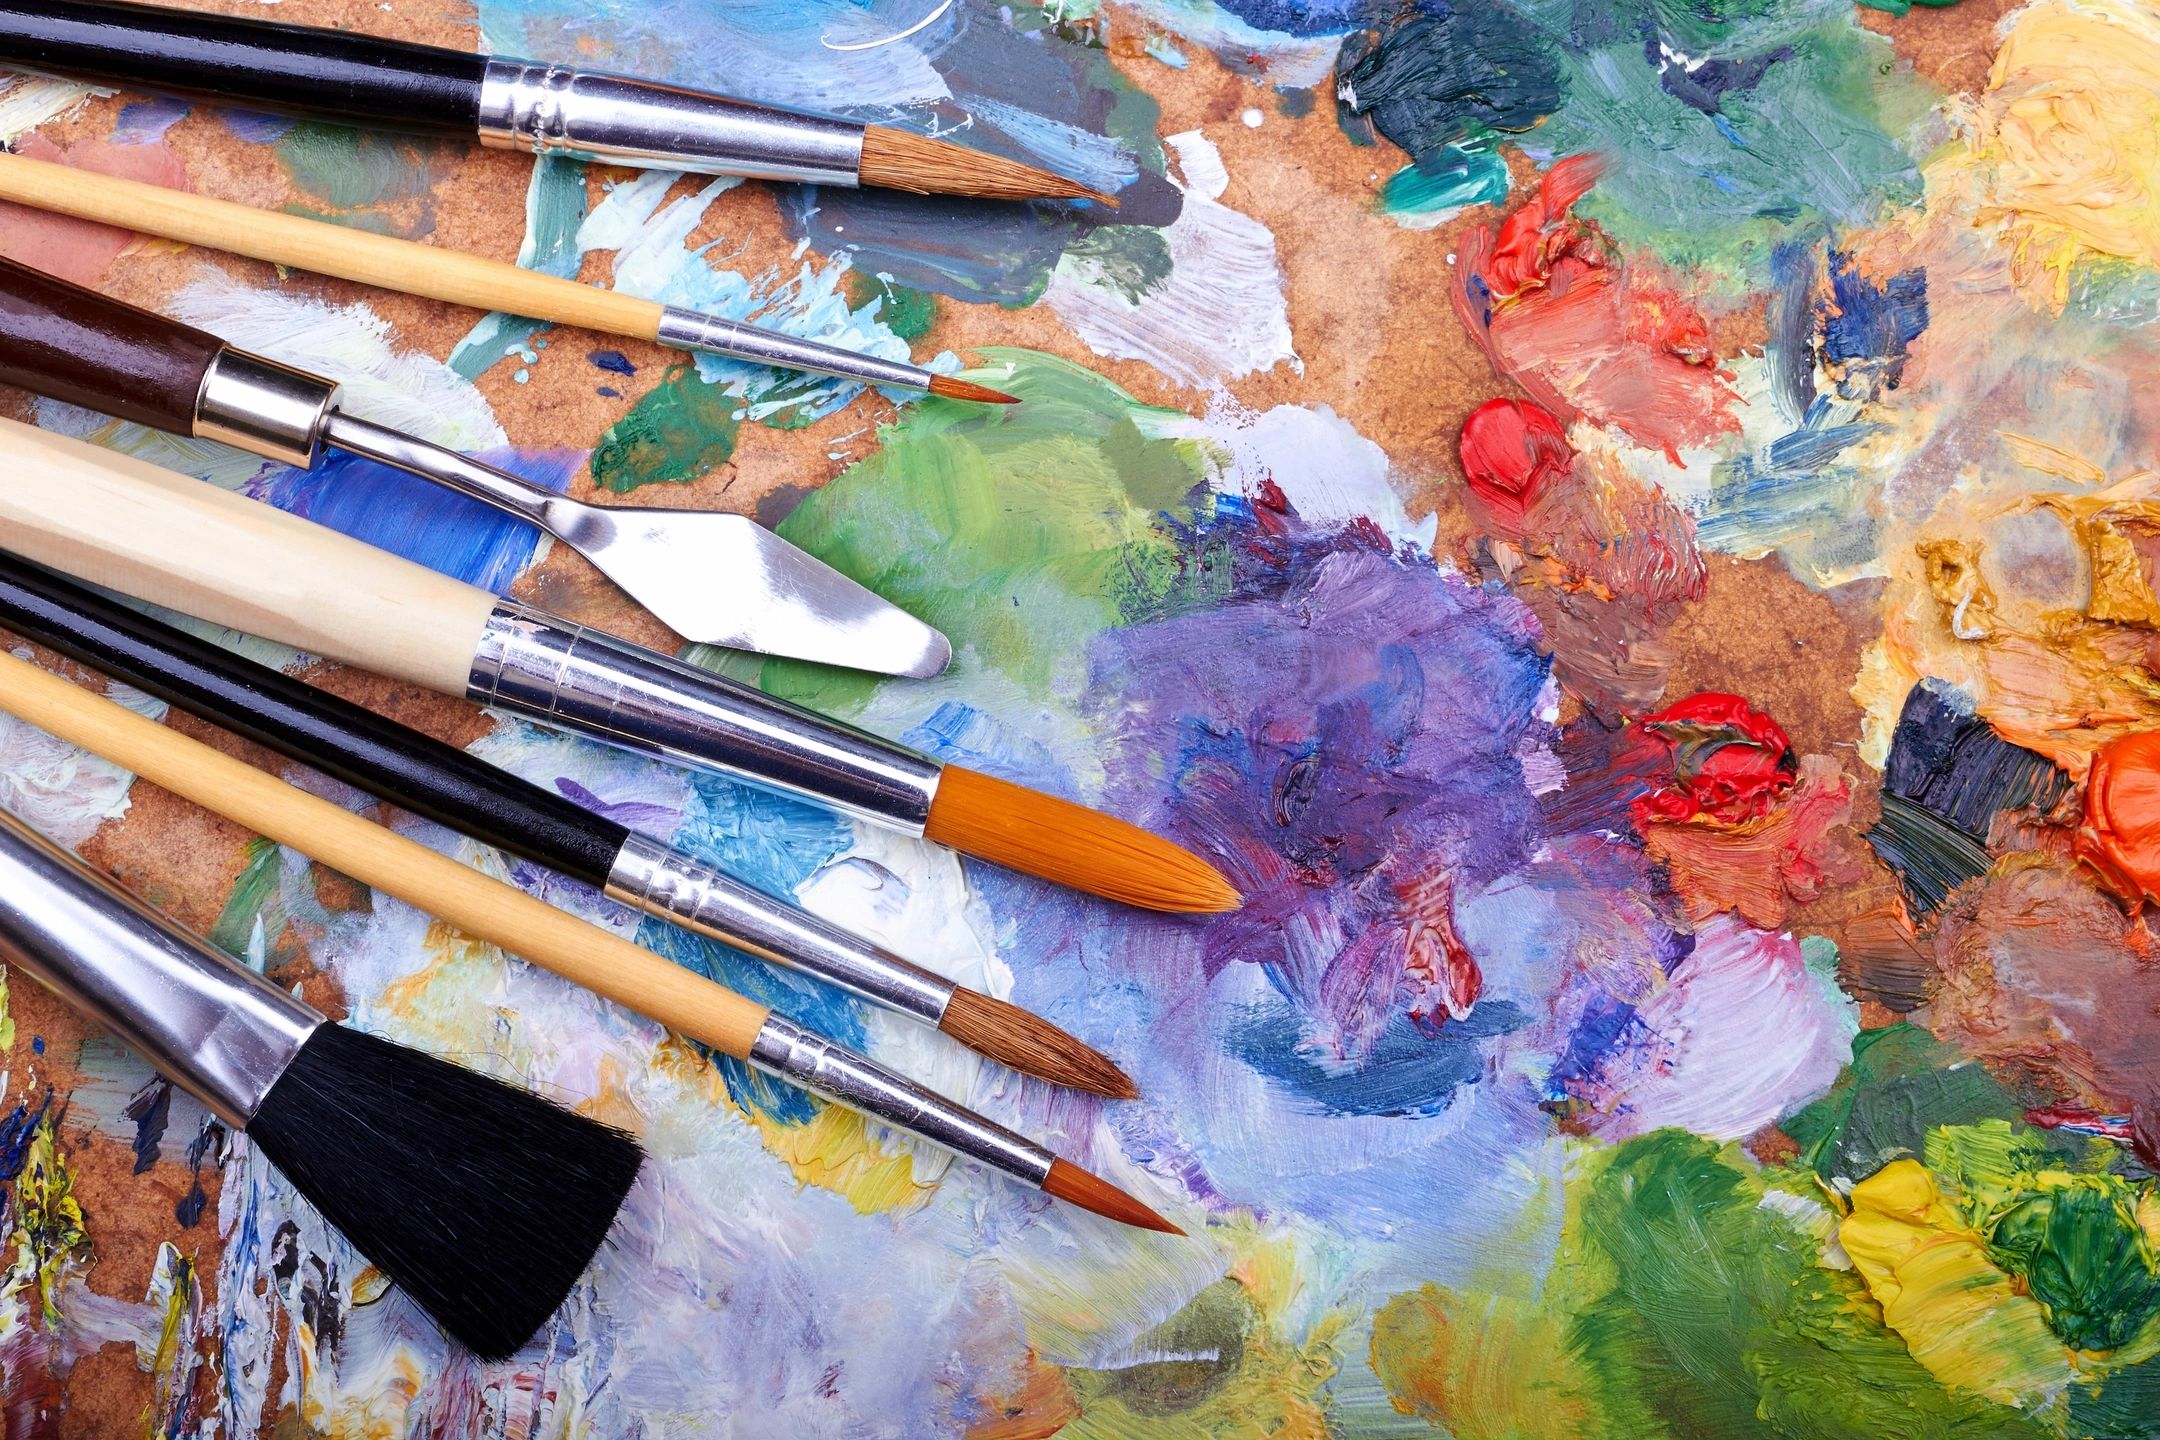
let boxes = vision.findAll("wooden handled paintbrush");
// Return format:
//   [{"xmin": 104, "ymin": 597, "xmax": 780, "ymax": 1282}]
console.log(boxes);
[
  {"xmin": 0, "ymin": 548, "xmax": 1133, "ymax": 1099},
  {"xmin": 0, "ymin": 152, "xmax": 1016, "ymax": 405},
  {"xmin": 0, "ymin": 252, "xmax": 953, "ymax": 679},
  {"xmin": 0, "ymin": 0, "xmax": 1114, "ymax": 207},
  {"xmin": 0, "ymin": 416, "xmax": 1243, "ymax": 914},
  {"xmin": 0, "ymin": 800, "xmax": 644, "ymax": 1359},
  {"xmin": 0, "ymin": 645, "xmax": 1180, "ymax": 1233}
]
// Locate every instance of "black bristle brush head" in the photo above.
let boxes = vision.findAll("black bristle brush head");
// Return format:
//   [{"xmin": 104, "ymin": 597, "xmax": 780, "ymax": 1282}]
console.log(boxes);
[{"xmin": 248, "ymin": 1023, "xmax": 643, "ymax": 1360}]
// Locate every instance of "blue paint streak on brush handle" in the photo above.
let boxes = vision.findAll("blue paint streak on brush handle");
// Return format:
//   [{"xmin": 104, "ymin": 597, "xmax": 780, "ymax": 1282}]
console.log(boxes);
[
  {"xmin": 0, "ymin": 550, "xmax": 630, "ymax": 886},
  {"xmin": 0, "ymin": 0, "xmax": 486, "ymax": 133}
]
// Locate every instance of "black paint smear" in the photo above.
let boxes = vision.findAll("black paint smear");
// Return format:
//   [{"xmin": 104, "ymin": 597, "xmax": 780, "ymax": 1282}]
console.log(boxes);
[
  {"xmin": 1866, "ymin": 683, "xmax": 2072, "ymax": 917},
  {"xmin": 1335, "ymin": 6, "xmax": 1563, "ymax": 165}
]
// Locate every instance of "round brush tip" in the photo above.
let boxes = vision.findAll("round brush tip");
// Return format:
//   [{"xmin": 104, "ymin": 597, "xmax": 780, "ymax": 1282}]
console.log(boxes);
[
  {"xmin": 928, "ymin": 374, "xmax": 1023, "ymax": 405},
  {"xmin": 1043, "ymin": 1158, "xmax": 1185, "ymax": 1235},
  {"xmin": 939, "ymin": 987, "xmax": 1138, "ymax": 1099}
]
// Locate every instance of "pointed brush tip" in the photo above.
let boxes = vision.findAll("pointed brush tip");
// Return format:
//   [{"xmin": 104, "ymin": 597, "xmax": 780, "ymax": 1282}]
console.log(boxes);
[
  {"xmin": 927, "ymin": 374, "xmax": 1023, "ymax": 405},
  {"xmin": 939, "ymin": 988, "xmax": 1139, "ymax": 1099},
  {"xmin": 1043, "ymin": 1158, "xmax": 1185, "ymax": 1235}
]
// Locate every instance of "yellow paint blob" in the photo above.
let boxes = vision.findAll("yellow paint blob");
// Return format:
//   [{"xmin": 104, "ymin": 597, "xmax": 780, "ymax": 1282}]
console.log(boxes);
[
  {"xmin": 1839, "ymin": 1159, "xmax": 2071, "ymax": 1406},
  {"xmin": 1930, "ymin": 0, "xmax": 2160, "ymax": 308},
  {"xmin": 743, "ymin": 1103, "xmax": 936, "ymax": 1215}
]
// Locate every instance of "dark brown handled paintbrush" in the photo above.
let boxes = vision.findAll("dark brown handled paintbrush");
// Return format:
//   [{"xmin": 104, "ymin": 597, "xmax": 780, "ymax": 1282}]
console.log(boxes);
[
  {"xmin": 0, "ymin": 800, "xmax": 645, "ymax": 1359},
  {"xmin": 0, "ymin": 549, "xmax": 1134, "ymax": 1099},
  {"xmin": 0, "ymin": 644, "xmax": 1182, "ymax": 1234},
  {"xmin": 0, "ymin": 0, "xmax": 1116, "ymax": 206},
  {"xmin": 0, "ymin": 418, "xmax": 1244, "ymax": 915}
]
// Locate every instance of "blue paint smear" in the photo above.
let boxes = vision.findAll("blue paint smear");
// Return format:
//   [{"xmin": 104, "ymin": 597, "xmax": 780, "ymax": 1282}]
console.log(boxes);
[
  {"xmin": 1212, "ymin": 0, "xmax": 1367, "ymax": 38},
  {"xmin": 219, "ymin": 111, "xmax": 294, "ymax": 144},
  {"xmin": 1648, "ymin": 36, "xmax": 1794, "ymax": 115},
  {"xmin": 635, "ymin": 767, "xmax": 865, "ymax": 1123},
  {"xmin": 29, "ymin": 1035, "xmax": 42, "ymax": 1055},
  {"xmin": 589, "ymin": 350, "xmax": 637, "ymax": 375},
  {"xmin": 1767, "ymin": 240, "xmax": 1820, "ymax": 425},
  {"xmin": 113, "ymin": 99, "xmax": 191, "ymax": 144},
  {"xmin": 125, "ymin": 1080, "xmax": 172, "ymax": 1175},
  {"xmin": 0, "ymin": 1088, "xmax": 51, "ymax": 1182},
  {"xmin": 598, "ymin": 386, "xmax": 622, "ymax": 398},
  {"xmin": 1545, "ymin": 993, "xmax": 1641, "ymax": 1100},
  {"xmin": 1231, "ymin": 1002, "xmax": 1528, "ymax": 1117},
  {"xmin": 1824, "ymin": 247, "xmax": 1928, "ymax": 392},
  {"xmin": 247, "ymin": 447, "xmax": 581, "ymax": 593}
]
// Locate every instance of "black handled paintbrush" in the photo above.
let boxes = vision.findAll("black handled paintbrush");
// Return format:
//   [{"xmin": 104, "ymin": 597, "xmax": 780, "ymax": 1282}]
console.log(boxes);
[
  {"xmin": 0, "ymin": 0, "xmax": 1115, "ymax": 205},
  {"xmin": 0, "ymin": 800, "xmax": 644, "ymax": 1359},
  {"xmin": 0, "ymin": 548, "xmax": 1135, "ymax": 1099}
]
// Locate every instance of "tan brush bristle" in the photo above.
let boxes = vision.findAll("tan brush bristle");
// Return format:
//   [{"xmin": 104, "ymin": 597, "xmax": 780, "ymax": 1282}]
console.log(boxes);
[
  {"xmin": 859, "ymin": 126, "xmax": 1119, "ymax": 206},
  {"xmin": 939, "ymin": 988, "xmax": 1138, "ymax": 1099},
  {"xmin": 925, "ymin": 766, "xmax": 1243, "ymax": 913},
  {"xmin": 1042, "ymin": 1158, "xmax": 1184, "ymax": 1234},
  {"xmin": 928, "ymin": 374, "xmax": 1022, "ymax": 404}
]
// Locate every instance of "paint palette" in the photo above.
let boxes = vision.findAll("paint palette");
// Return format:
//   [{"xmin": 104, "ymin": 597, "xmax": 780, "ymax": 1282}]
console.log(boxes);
[{"xmin": 3, "ymin": 0, "xmax": 2159, "ymax": 1434}]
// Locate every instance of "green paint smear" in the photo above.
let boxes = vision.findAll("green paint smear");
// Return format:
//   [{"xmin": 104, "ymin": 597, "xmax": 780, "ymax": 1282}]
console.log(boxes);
[
  {"xmin": 589, "ymin": 366, "xmax": 742, "ymax": 494},
  {"xmin": 1858, "ymin": 0, "xmax": 1964, "ymax": 13},
  {"xmin": 2074, "ymin": 1352, "xmax": 2160, "ymax": 1438},
  {"xmin": 1988, "ymin": 1181, "xmax": 2160, "ymax": 1352},
  {"xmin": 451, "ymin": 156, "xmax": 591, "ymax": 381},
  {"xmin": 1514, "ymin": 0, "xmax": 1938, "ymax": 289},
  {"xmin": 1783, "ymin": 1024, "xmax": 2078, "ymax": 1183},
  {"xmin": 844, "ymin": 272, "xmax": 937, "ymax": 343},
  {"xmin": 1379, "ymin": 1132, "xmax": 2056, "ymax": 1438},
  {"xmin": 271, "ymin": 122, "xmax": 448, "ymax": 233},
  {"xmin": 1380, "ymin": 144, "xmax": 1511, "ymax": 222},
  {"xmin": 205, "ymin": 837, "xmax": 305, "ymax": 974},
  {"xmin": 756, "ymin": 348, "xmax": 1220, "ymax": 714},
  {"xmin": 1061, "ymin": 225, "xmax": 1176, "ymax": 304}
]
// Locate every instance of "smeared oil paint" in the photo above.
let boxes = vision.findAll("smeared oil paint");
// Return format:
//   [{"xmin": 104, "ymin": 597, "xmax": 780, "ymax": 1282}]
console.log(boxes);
[
  {"xmin": 588, "ymin": 365, "xmax": 742, "ymax": 493},
  {"xmin": 1378, "ymin": 144, "xmax": 1510, "ymax": 229},
  {"xmin": 1334, "ymin": 5, "xmax": 1560, "ymax": 164},
  {"xmin": 1042, "ymin": 132, "xmax": 1297, "ymax": 388},
  {"xmin": 1454, "ymin": 156, "xmax": 1741, "ymax": 462},
  {"xmin": 0, "ymin": 661, "xmax": 166, "ymax": 846},
  {"xmin": 264, "ymin": 123, "xmax": 452, "ymax": 237},
  {"xmin": 2077, "ymin": 730, "xmax": 2160, "ymax": 903},
  {"xmin": 0, "ymin": 134, "xmax": 190, "ymax": 288}
]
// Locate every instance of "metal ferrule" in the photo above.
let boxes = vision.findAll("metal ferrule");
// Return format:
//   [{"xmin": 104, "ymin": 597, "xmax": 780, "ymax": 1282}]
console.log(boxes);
[
  {"xmin": 467, "ymin": 601, "xmax": 943, "ymax": 833},
  {"xmin": 0, "ymin": 808, "xmax": 321, "ymax": 1129},
  {"xmin": 476, "ymin": 58, "xmax": 865, "ymax": 187},
  {"xmin": 749, "ymin": 1013, "xmax": 1054, "ymax": 1187},
  {"xmin": 655, "ymin": 308, "xmax": 931, "ymax": 392},
  {"xmin": 605, "ymin": 833, "xmax": 954, "ymax": 1024},
  {"xmin": 193, "ymin": 349, "xmax": 339, "ymax": 470}
]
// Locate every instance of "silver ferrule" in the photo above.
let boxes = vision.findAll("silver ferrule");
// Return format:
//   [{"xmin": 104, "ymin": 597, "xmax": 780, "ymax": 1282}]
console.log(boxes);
[
  {"xmin": 476, "ymin": 58, "xmax": 865, "ymax": 187},
  {"xmin": 467, "ymin": 601, "xmax": 943, "ymax": 833},
  {"xmin": 748, "ymin": 1013, "xmax": 1054, "ymax": 1187},
  {"xmin": 655, "ymin": 308, "xmax": 931, "ymax": 392},
  {"xmin": 605, "ymin": 833, "xmax": 953, "ymax": 1023},
  {"xmin": 0, "ymin": 807, "xmax": 321, "ymax": 1128},
  {"xmin": 193, "ymin": 349, "xmax": 340, "ymax": 470}
]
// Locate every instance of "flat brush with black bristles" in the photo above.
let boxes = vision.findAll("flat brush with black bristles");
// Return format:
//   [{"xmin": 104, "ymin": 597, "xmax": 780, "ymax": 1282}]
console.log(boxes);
[
  {"xmin": 0, "ymin": 802, "xmax": 644, "ymax": 1360},
  {"xmin": 0, "ymin": 419, "xmax": 1244, "ymax": 916},
  {"xmin": 0, "ymin": 0, "xmax": 1116, "ymax": 207},
  {"xmin": 0, "ymin": 550, "xmax": 1134, "ymax": 1100}
]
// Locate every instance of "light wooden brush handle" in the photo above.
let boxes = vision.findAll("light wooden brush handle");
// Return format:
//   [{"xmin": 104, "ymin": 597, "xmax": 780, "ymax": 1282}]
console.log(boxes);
[
  {"xmin": 0, "ymin": 416, "xmax": 495, "ymax": 694},
  {"xmin": 0, "ymin": 646, "xmax": 772, "ymax": 1057},
  {"xmin": 0, "ymin": 152, "xmax": 671, "ymax": 343}
]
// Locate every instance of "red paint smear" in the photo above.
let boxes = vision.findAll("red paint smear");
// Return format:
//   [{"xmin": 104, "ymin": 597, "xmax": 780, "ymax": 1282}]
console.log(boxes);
[
  {"xmin": 1397, "ymin": 870, "xmax": 1481, "ymax": 1027},
  {"xmin": 1459, "ymin": 397, "xmax": 1572, "ymax": 539},
  {"xmin": 1644, "ymin": 754, "xmax": 1858, "ymax": 930},
  {"xmin": 0, "ymin": 135, "xmax": 190, "ymax": 286},
  {"xmin": 2023, "ymin": 1106, "xmax": 2134, "ymax": 1140},
  {"xmin": 1630, "ymin": 693, "xmax": 1797, "ymax": 826},
  {"xmin": 1451, "ymin": 154, "xmax": 1740, "ymax": 463},
  {"xmin": 2076, "ymin": 729, "xmax": 2160, "ymax": 904}
]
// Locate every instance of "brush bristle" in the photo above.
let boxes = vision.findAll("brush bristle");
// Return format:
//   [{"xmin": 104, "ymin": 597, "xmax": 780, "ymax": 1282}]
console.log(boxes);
[
  {"xmin": 859, "ymin": 126, "xmax": 1118, "ymax": 205},
  {"xmin": 249, "ymin": 1023, "xmax": 643, "ymax": 1360},
  {"xmin": 924, "ymin": 766, "xmax": 1243, "ymax": 913},
  {"xmin": 1042, "ymin": 1158, "xmax": 1184, "ymax": 1235},
  {"xmin": 938, "ymin": 987, "xmax": 1138, "ymax": 1099},
  {"xmin": 927, "ymin": 374, "xmax": 1022, "ymax": 404}
]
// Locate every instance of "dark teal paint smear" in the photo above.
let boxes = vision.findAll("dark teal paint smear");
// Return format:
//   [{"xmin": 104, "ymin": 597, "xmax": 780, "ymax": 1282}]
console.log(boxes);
[{"xmin": 1335, "ymin": 5, "xmax": 1562, "ymax": 163}]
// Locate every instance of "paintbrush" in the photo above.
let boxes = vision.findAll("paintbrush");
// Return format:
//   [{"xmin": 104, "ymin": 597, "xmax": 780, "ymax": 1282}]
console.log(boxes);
[
  {"xmin": 0, "ymin": 549, "xmax": 1134, "ymax": 1099},
  {"xmin": 0, "ymin": 154, "xmax": 1017, "ymax": 407},
  {"xmin": 0, "ymin": 254, "xmax": 951, "ymax": 680},
  {"xmin": 0, "ymin": 799, "xmax": 645, "ymax": 1359},
  {"xmin": 0, "ymin": 644, "xmax": 1181, "ymax": 1233},
  {"xmin": 0, "ymin": 417, "xmax": 1243, "ymax": 914},
  {"xmin": 0, "ymin": 0, "xmax": 1114, "ymax": 208}
]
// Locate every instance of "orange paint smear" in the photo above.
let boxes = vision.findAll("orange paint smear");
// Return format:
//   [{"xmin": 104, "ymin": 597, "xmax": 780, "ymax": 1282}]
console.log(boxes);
[
  {"xmin": 1644, "ymin": 754, "xmax": 1859, "ymax": 929},
  {"xmin": 2076, "ymin": 730, "xmax": 2160, "ymax": 903},
  {"xmin": 1452, "ymin": 155, "xmax": 1741, "ymax": 463}
]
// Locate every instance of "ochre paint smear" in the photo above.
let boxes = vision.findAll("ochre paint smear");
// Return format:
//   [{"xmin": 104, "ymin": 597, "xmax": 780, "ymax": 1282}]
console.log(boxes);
[
  {"xmin": 2077, "ymin": 729, "xmax": 2160, "ymax": 903},
  {"xmin": 1451, "ymin": 154, "xmax": 1740, "ymax": 463}
]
